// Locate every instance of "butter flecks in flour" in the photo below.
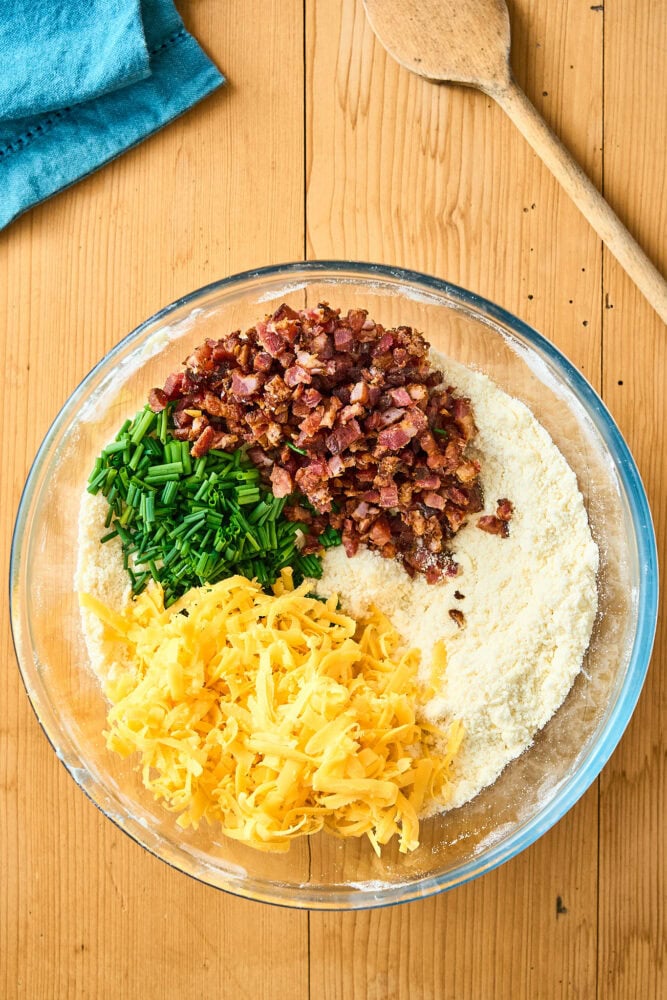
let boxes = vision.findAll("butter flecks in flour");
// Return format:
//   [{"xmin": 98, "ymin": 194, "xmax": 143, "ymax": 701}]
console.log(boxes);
[{"xmin": 314, "ymin": 354, "xmax": 599, "ymax": 812}]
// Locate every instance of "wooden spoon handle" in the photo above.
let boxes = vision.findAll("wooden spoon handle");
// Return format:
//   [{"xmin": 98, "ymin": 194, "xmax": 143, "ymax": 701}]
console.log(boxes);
[{"xmin": 494, "ymin": 78, "xmax": 667, "ymax": 325}]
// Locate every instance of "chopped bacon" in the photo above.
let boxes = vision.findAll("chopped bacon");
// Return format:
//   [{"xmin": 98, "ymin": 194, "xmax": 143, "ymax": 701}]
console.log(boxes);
[
  {"xmin": 407, "ymin": 383, "xmax": 428, "ymax": 404},
  {"xmin": 455, "ymin": 460, "xmax": 480, "ymax": 484},
  {"xmin": 163, "ymin": 372, "xmax": 191, "ymax": 400},
  {"xmin": 378, "ymin": 407, "xmax": 406, "ymax": 427},
  {"xmin": 253, "ymin": 351, "xmax": 274, "ymax": 372},
  {"xmin": 171, "ymin": 408, "xmax": 194, "ymax": 429},
  {"xmin": 284, "ymin": 365, "xmax": 312, "ymax": 387},
  {"xmin": 369, "ymin": 516, "xmax": 392, "ymax": 546},
  {"xmin": 326, "ymin": 418, "xmax": 362, "ymax": 455},
  {"xmin": 271, "ymin": 303, "xmax": 300, "ymax": 325},
  {"xmin": 446, "ymin": 504, "xmax": 468, "ymax": 533},
  {"xmin": 423, "ymin": 492, "xmax": 445, "ymax": 510},
  {"xmin": 320, "ymin": 396, "xmax": 342, "ymax": 429},
  {"xmin": 153, "ymin": 301, "xmax": 491, "ymax": 582},
  {"xmin": 444, "ymin": 485, "xmax": 469, "ymax": 507},
  {"xmin": 265, "ymin": 421, "xmax": 283, "ymax": 447},
  {"xmin": 191, "ymin": 414, "xmax": 209, "ymax": 437},
  {"xmin": 210, "ymin": 431, "xmax": 239, "ymax": 451},
  {"xmin": 342, "ymin": 522, "xmax": 360, "ymax": 557},
  {"xmin": 401, "ymin": 408, "xmax": 428, "ymax": 435},
  {"xmin": 264, "ymin": 375, "xmax": 292, "ymax": 404},
  {"xmin": 295, "ymin": 460, "xmax": 331, "ymax": 511},
  {"xmin": 270, "ymin": 465, "xmax": 293, "ymax": 498},
  {"xmin": 191, "ymin": 392, "xmax": 225, "ymax": 418},
  {"xmin": 350, "ymin": 381, "xmax": 370, "ymax": 404},
  {"xmin": 346, "ymin": 309, "xmax": 368, "ymax": 332},
  {"xmin": 452, "ymin": 397, "xmax": 476, "ymax": 441},
  {"xmin": 148, "ymin": 387, "xmax": 168, "ymax": 412},
  {"xmin": 310, "ymin": 332, "xmax": 334, "ymax": 358},
  {"xmin": 327, "ymin": 454, "xmax": 346, "ymax": 476},
  {"xmin": 185, "ymin": 341, "xmax": 214, "ymax": 373},
  {"xmin": 256, "ymin": 322, "xmax": 286, "ymax": 357},
  {"xmin": 231, "ymin": 372, "xmax": 262, "ymax": 397},
  {"xmin": 191, "ymin": 425, "xmax": 216, "ymax": 458},
  {"xmin": 419, "ymin": 431, "xmax": 448, "ymax": 470},
  {"xmin": 390, "ymin": 387, "xmax": 412, "ymax": 407},
  {"xmin": 414, "ymin": 470, "xmax": 440, "ymax": 490},
  {"xmin": 364, "ymin": 411, "xmax": 384, "ymax": 433},
  {"xmin": 299, "ymin": 407, "xmax": 323, "ymax": 437},
  {"xmin": 284, "ymin": 503, "xmax": 313, "ymax": 523},
  {"xmin": 377, "ymin": 425, "xmax": 411, "ymax": 450},
  {"xmin": 339, "ymin": 402, "xmax": 365, "ymax": 423},
  {"xmin": 379, "ymin": 484, "xmax": 399, "ymax": 508},
  {"xmin": 296, "ymin": 350, "xmax": 326, "ymax": 373},
  {"xmin": 477, "ymin": 515, "xmax": 510, "ymax": 538},
  {"xmin": 248, "ymin": 446, "xmax": 273, "ymax": 468},
  {"xmin": 497, "ymin": 498, "xmax": 514, "ymax": 521},
  {"xmin": 373, "ymin": 332, "xmax": 394, "ymax": 355},
  {"xmin": 302, "ymin": 387, "xmax": 322, "ymax": 408},
  {"xmin": 334, "ymin": 327, "xmax": 354, "ymax": 350}
]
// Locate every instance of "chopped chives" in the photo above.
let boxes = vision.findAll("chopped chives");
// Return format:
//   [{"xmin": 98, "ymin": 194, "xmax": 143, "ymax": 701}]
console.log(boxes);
[
  {"xmin": 145, "ymin": 461, "xmax": 183, "ymax": 478},
  {"xmin": 161, "ymin": 481, "xmax": 178, "ymax": 505},
  {"xmin": 158, "ymin": 407, "xmax": 169, "ymax": 443},
  {"xmin": 180, "ymin": 441, "xmax": 192, "ymax": 475},
  {"xmin": 245, "ymin": 531, "xmax": 261, "ymax": 552},
  {"xmin": 89, "ymin": 409, "xmax": 339, "ymax": 604},
  {"xmin": 130, "ymin": 407, "xmax": 156, "ymax": 445},
  {"xmin": 145, "ymin": 494, "xmax": 155, "ymax": 524},
  {"xmin": 102, "ymin": 440, "xmax": 126, "ymax": 456}
]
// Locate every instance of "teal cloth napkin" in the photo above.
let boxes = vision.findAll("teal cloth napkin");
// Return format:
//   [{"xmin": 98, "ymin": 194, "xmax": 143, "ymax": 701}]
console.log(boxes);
[{"xmin": 0, "ymin": 0, "xmax": 224, "ymax": 230}]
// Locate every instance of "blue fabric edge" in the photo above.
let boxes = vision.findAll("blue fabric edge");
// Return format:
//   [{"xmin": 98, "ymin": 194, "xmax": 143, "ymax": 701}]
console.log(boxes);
[{"xmin": 0, "ymin": 29, "xmax": 224, "ymax": 231}]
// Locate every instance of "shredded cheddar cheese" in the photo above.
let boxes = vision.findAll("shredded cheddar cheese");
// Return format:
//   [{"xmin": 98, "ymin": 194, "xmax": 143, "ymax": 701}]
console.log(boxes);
[{"xmin": 80, "ymin": 571, "xmax": 463, "ymax": 854}]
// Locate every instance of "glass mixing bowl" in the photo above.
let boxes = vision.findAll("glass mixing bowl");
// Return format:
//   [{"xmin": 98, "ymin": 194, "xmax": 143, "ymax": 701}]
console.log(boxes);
[{"xmin": 10, "ymin": 261, "xmax": 658, "ymax": 909}]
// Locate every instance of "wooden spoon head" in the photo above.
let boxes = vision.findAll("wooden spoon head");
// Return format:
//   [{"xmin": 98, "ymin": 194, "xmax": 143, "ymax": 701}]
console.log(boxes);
[{"xmin": 363, "ymin": 0, "xmax": 512, "ymax": 94}]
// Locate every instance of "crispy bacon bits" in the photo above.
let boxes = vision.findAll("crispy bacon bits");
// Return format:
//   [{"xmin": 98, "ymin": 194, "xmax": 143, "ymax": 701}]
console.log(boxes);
[
  {"xmin": 449, "ymin": 608, "xmax": 466, "ymax": 628},
  {"xmin": 477, "ymin": 498, "xmax": 514, "ymax": 538},
  {"xmin": 150, "ymin": 302, "xmax": 487, "ymax": 583}
]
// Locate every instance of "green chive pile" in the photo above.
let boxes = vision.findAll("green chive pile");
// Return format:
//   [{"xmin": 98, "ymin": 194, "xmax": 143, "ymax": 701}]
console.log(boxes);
[{"xmin": 87, "ymin": 404, "xmax": 340, "ymax": 606}]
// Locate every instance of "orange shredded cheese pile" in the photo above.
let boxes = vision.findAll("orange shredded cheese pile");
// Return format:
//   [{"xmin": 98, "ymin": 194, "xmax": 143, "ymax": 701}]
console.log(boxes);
[{"xmin": 79, "ymin": 571, "xmax": 463, "ymax": 854}]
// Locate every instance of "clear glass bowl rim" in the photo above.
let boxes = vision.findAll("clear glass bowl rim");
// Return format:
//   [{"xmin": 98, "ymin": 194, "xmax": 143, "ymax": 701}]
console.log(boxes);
[{"xmin": 9, "ymin": 260, "xmax": 659, "ymax": 910}]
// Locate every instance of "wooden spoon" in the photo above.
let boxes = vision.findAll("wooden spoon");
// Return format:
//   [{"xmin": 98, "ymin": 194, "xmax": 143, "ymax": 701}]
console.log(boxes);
[{"xmin": 363, "ymin": 0, "xmax": 667, "ymax": 325}]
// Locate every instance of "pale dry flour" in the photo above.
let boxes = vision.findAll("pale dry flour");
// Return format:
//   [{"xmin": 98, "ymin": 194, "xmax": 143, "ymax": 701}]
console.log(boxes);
[{"xmin": 77, "ymin": 353, "xmax": 598, "ymax": 813}]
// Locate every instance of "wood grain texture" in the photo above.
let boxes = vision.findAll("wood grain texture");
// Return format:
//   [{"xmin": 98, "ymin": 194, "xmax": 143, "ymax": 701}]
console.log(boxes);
[
  {"xmin": 0, "ymin": 3, "xmax": 308, "ymax": 1000},
  {"xmin": 363, "ymin": 0, "xmax": 667, "ymax": 321},
  {"xmin": 598, "ymin": 1, "xmax": 667, "ymax": 997},
  {"xmin": 1, "ymin": 0, "xmax": 664, "ymax": 997}
]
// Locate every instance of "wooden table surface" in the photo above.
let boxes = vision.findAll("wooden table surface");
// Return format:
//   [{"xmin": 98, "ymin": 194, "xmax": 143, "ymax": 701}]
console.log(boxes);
[{"xmin": 2, "ymin": 2, "xmax": 665, "ymax": 997}]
